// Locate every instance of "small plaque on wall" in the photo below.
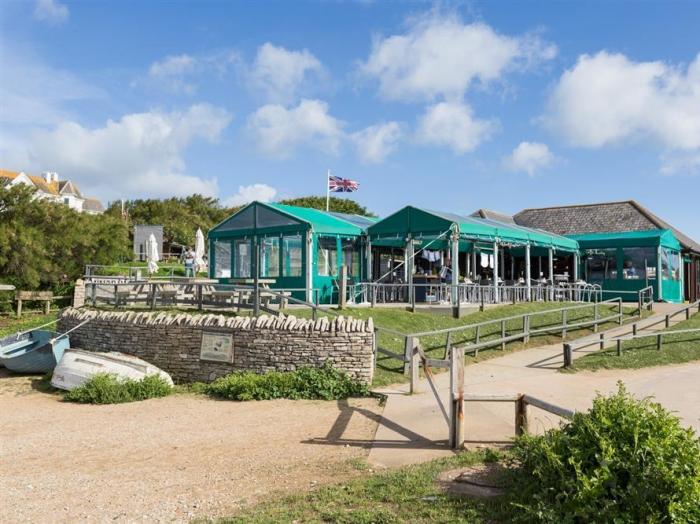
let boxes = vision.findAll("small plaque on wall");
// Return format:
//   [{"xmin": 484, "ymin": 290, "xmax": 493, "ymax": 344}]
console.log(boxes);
[{"xmin": 200, "ymin": 332, "xmax": 234, "ymax": 363}]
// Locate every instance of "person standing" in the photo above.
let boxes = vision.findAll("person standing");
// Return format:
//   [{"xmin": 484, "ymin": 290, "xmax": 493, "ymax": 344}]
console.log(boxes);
[{"xmin": 184, "ymin": 248, "xmax": 195, "ymax": 278}]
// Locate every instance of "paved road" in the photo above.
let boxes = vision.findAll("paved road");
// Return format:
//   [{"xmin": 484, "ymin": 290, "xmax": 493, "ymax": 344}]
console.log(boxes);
[{"xmin": 368, "ymin": 303, "xmax": 700, "ymax": 468}]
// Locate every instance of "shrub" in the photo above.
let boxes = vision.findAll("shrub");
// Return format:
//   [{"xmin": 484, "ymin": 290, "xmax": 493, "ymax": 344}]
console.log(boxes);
[
  {"xmin": 64, "ymin": 373, "xmax": 173, "ymax": 404},
  {"xmin": 507, "ymin": 383, "xmax": 700, "ymax": 523},
  {"xmin": 205, "ymin": 364, "xmax": 369, "ymax": 401}
]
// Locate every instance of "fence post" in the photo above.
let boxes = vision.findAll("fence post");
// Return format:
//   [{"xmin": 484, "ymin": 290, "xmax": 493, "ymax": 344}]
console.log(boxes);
[
  {"xmin": 92, "ymin": 283, "xmax": 97, "ymax": 307},
  {"xmin": 197, "ymin": 284, "xmax": 203, "ymax": 310},
  {"xmin": 657, "ymin": 334, "xmax": 662, "ymax": 350},
  {"xmin": 449, "ymin": 345, "xmax": 465, "ymax": 449},
  {"xmin": 475, "ymin": 325, "xmax": 481, "ymax": 344},
  {"xmin": 523, "ymin": 315, "xmax": 530, "ymax": 344},
  {"xmin": 445, "ymin": 331, "xmax": 453, "ymax": 359},
  {"xmin": 515, "ymin": 395, "xmax": 527, "ymax": 436},
  {"xmin": 501, "ymin": 320, "xmax": 506, "ymax": 350},
  {"xmin": 409, "ymin": 338, "xmax": 420, "ymax": 394},
  {"xmin": 562, "ymin": 310, "xmax": 568, "ymax": 340},
  {"xmin": 113, "ymin": 284, "xmax": 118, "ymax": 308},
  {"xmin": 563, "ymin": 343, "xmax": 572, "ymax": 368},
  {"xmin": 616, "ymin": 338, "xmax": 622, "ymax": 356},
  {"xmin": 150, "ymin": 283, "xmax": 157, "ymax": 309},
  {"xmin": 632, "ymin": 323, "xmax": 637, "ymax": 336},
  {"xmin": 618, "ymin": 299, "xmax": 623, "ymax": 325},
  {"xmin": 665, "ymin": 314, "xmax": 670, "ymax": 328},
  {"xmin": 593, "ymin": 303, "xmax": 599, "ymax": 332},
  {"xmin": 686, "ymin": 307, "xmax": 691, "ymax": 320},
  {"xmin": 599, "ymin": 332, "xmax": 605, "ymax": 350}
]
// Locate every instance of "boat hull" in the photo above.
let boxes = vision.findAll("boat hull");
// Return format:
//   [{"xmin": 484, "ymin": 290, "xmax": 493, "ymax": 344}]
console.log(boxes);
[
  {"xmin": 0, "ymin": 330, "xmax": 69, "ymax": 374},
  {"xmin": 51, "ymin": 349, "xmax": 174, "ymax": 391}
]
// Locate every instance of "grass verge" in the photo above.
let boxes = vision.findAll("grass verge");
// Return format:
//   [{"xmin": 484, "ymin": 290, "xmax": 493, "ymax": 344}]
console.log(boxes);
[
  {"xmin": 208, "ymin": 450, "xmax": 506, "ymax": 524},
  {"xmin": 0, "ymin": 312, "xmax": 58, "ymax": 337},
  {"xmin": 568, "ymin": 310, "xmax": 700, "ymax": 372}
]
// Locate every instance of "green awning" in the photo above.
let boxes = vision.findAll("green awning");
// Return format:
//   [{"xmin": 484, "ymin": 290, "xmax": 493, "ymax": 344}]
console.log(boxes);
[
  {"xmin": 567, "ymin": 229, "xmax": 681, "ymax": 251},
  {"xmin": 209, "ymin": 201, "xmax": 373, "ymax": 238},
  {"xmin": 367, "ymin": 206, "xmax": 579, "ymax": 252}
]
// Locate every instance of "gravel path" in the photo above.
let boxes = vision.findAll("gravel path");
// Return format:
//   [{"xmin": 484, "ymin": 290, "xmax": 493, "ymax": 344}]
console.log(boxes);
[{"xmin": 0, "ymin": 372, "xmax": 382, "ymax": 523}]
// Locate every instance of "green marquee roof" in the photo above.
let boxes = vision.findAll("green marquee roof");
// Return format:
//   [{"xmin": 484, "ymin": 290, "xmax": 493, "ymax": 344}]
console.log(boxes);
[
  {"xmin": 209, "ymin": 201, "xmax": 375, "ymax": 237},
  {"xmin": 567, "ymin": 229, "xmax": 681, "ymax": 251},
  {"xmin": 367, "ymin": 206, "xmax": 579, "ymax": 252}
]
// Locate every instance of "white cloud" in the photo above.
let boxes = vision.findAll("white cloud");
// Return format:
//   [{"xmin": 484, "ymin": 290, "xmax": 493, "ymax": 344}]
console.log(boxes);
[
  {"xmin": 34, "ymin": 0, "xmax": 69, "ymax": 25},
  {"xmin": 546, "ymin": 51, "xmax": 700, "ymax": 150},
  {"xmin": 224, "ymin": 183, "xmax": 278, "ymax": 207},
  {"xmin": 352, "ymin": 122, "xmax": 403, "ymax": 163},
  {"xmin": 249, "ymin": 43, "xmax": 324, "ymax": 103},
  {"xmin": 247, "ymin": 99, "xmax": 343, "ymax": 157},
  {"xmin": 21, "ymin": 104, "xmax": 233, "ymax": 200},
  {"xmin": 359, "ymin": 13, "xmax": 556, "ymax": 102},
  {"xmin": 504, "ymin": 141, "xmax": 556, "ymax": 176},
  {"xmin": 660, "ymin": 151, "xmax": 700, "ymax": 177},
  {"xmin": 138, "ymin": 50, "xmax": 240, "ymax": 94},
  {"xmin": 0, "ymin": 50, "xmax": 105, "ymax": 127},
  {"xmin": 416, "ymin": 101, "xmax": 497, "ymax": 154}
]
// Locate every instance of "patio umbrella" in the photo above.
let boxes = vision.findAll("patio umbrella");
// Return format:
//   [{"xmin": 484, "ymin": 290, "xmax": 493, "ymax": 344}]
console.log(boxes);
[
  {"xmin": 147, "ymin": 233, "xmax": 160, "ymax": 274},
  {"xmin": 194, "ymin": 228, "xmax": 206, "ymax": 273}
]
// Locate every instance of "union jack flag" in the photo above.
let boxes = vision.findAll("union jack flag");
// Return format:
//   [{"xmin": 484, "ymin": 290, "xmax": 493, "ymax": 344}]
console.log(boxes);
[{"xmin": 328, "ymin": 174, "xmax": 359, "ymax": 193}]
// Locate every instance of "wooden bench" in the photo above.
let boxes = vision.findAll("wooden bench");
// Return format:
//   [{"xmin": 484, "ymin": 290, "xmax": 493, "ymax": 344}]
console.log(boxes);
[{"xmin": 15, "ymin": 291, "xmax": 53, "ymax": 318}]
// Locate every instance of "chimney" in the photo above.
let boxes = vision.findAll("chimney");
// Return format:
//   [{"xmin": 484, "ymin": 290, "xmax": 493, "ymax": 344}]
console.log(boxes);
[{"xmin": 42, "ymin": 171, "xmax": 59, "ymax": 183}]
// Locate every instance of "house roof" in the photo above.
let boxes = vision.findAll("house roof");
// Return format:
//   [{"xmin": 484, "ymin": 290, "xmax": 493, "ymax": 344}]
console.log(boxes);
[
  {"xmin": 514, "ymin": 200, "xmax": 700, "ymax": 254},
  {"xmin": 58, "ymin": 180, "xmax": 82, "ymax": 197},
  {"xmin": 0, "ymin": 169, "xmax": 59, "ymax": 195},
  {"xmin": 470, "ymin": 208, "xmax": 515, "ymax": 224}
]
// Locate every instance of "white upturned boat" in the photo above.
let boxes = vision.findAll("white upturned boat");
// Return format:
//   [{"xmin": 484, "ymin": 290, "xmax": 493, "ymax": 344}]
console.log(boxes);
[{"xmin": 51, "ymin": 349, "xmax": 174, "ymax": 391}]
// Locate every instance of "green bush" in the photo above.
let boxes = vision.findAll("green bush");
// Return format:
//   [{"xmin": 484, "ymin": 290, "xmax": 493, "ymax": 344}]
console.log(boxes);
[
  {"xmin": 205, "ymin": 364, "xmax": 369, "ymax": 401},
  {"xmin": 508, "ymin": 383, "xmax": 700, "ymax": 523},
  {"xmin": 64, "ymin": 373, "xmax": 173, "ymax": 404}
]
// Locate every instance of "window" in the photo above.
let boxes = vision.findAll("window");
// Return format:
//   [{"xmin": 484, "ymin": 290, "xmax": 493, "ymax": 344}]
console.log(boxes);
[
  {"xmin": 317, "ymin": 236, "xmax": 338, "ymax": 277},
  {"xmin": 586, "ymin": 249, "xmax": 617, "ymax": 280},
  {"xmin": 261, "ymin": 237, "xmax": 280, "ymax": 277},
  {"xmin": 234, "ymin": 239, "xmax": 252, "ymax": 278},
  {"xmin": 341, "ymin": 238, "xmax": 361, "ymax": 276},
  {"xmin": 621, "ymin": 247, "xmax": 656, "ymax": 280},
  {"xmin": 282, "ymin": 235, "xmax": 302, "ymax": 277},
  {"xmin": 662, "ymin": 249, "xmax": 680, "ymax": 281},
  {"xmin": 214, "ymin": 241, "xmax": 231, "ymax": 278}
]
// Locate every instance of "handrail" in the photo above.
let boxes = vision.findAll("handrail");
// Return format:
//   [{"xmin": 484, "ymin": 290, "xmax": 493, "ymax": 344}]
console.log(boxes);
[{"xmin": 406, "ymin": 298, "xmax": 622, "ymax": 338}]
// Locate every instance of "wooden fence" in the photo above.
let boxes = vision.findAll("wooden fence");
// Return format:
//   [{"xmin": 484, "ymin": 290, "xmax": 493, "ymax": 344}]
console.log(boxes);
[{"xmin": 563, "ymin": 300, "xmax": 700, "ymax": 367}]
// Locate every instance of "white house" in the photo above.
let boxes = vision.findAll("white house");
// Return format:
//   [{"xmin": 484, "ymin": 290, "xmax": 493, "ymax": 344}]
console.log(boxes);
[{"xmin": 0, "ymin": 169, "xmax": 104, "ymax": 214}]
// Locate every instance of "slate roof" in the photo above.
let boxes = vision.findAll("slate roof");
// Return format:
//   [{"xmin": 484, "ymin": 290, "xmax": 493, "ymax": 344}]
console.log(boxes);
[
  {"xmin": 470, "ymin": 208, "xmax": 515, "ymax": 224},
  {"xmin": 514, "ymin": 200, "xmax": 700, "ymax": 254}
]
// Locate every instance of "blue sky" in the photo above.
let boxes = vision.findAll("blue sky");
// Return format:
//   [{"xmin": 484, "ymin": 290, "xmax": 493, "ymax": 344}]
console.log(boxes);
[{"xmin": 1, "ymin": 1, "xmax": 699, "ymax": 239}]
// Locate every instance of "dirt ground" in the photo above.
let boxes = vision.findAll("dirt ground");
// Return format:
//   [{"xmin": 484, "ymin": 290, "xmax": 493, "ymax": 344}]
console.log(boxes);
[{"xmin": 0, "ymin": 371, "xmax": 383, "ymax": 523}]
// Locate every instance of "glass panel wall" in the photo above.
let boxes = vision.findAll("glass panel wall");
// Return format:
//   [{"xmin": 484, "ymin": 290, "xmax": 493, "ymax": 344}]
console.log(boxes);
[
  {"xmin": 317, "ymin": 236, "xmax": 338, "ymax": 277},
  {"xmin": 341, "ymin": 238, "xmax": 361, "ymax": 277},
  {"xmin": 234, "ymin": 239, "xmax": 252, "ymax": 278},
  {"xmin": 214, "ymin": 240, "xmax": 231, "ymax": 278},
  {"xmin": 261, "ymin": 237, "xmax": 280, "ymax": 278},
  {"xmin": 586, "ymin": 248, "xmax": 617, "ymax": 280},
  {"xmin": 621, "ymin": 247, "xmax": 656, "ymax": 280},
  {"xmin": 663, "ymin": 249, "xmax": 680, "ymax": 281},
  {"xmin": 282, "ymin": 235, "xmax": 302, "ymax": 277}
]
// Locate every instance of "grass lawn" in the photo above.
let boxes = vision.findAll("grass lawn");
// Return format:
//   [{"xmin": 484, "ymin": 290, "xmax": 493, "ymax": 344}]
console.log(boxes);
[
  {"xmin": 0, "ymin": 313, "xmax": 58, "ymax": 337},
  {"xmin": 568, "ymin": 310, "xmax": 700, "ymax": 372},
  {"xmin": 289, "ymin": 302, "xmax": 642, "ymax": 387},
  {"xmin": 209, "ymin": 451, "xmax": 507, "ymax": 524}
]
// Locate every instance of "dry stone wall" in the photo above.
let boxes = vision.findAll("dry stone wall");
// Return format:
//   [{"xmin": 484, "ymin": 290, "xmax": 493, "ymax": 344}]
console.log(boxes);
[{"xmin": 58, "ymin": 308, "xmax": 375, "ymax": 384}]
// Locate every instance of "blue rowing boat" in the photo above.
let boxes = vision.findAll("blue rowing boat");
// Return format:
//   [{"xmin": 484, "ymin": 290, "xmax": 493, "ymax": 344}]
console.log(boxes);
[{"xmin": 0, "ymin": 329, "xmax": 70, "ymax": 374}]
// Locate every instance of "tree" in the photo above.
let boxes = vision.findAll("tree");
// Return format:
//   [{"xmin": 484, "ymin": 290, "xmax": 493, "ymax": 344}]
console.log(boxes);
[
  {"xmin": 104, "ymin": 195, "xmax": 234, "ymax": 251},
  {"xmin": 0, "ymin": 184, "xmax": 130, "ymax": 291},
  {"xmin": 279, "ymin": 196, "xmax": 375, "ymax": 216}
]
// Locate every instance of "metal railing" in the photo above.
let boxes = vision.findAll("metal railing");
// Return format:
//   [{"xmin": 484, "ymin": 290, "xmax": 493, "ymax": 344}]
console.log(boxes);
[
  {"xmin": 85, "ymin": 280, "xmax": 324, "ymax": 316},
  {"xmin": 351, "ymin": 281, "xmax": 603, "ymax": 307},
  {"xmin": 562, "ymin": 300, "xmax": 700, "ymax": 367},
  {"xmin": 638, "ymin": 285, "xmax": 654, "ymax": 313}
]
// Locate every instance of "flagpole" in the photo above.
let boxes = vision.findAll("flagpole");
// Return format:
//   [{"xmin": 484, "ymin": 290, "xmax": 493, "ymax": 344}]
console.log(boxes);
[{"xmin": 326, "ymin": 168, "xmax": 330, "ymax": 212}]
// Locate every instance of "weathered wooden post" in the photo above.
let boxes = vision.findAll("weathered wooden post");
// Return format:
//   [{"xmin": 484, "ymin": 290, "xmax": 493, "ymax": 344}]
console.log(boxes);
[
  {"xmin": 618, "ymin": 299, "xmax": 623, "ymax": 325},
  {"xmin": 616, "ymin": 338, "xmax": 622, "ymax": 356},
  {"xmin": 15, "ymin": 292, "xmax": 22, "ymax": 318},
  {"xmin": 449, "ymin": 345, "xmax": 465, "ymax": 449},
  {"xmin": 501, "ymin": 320, "xmax": 506, "ymax": 350},
  {"xmin": 599, "ymin": 332, "xmax": 605, "ymax": 350},
  {"xmin": 593, "ymin": 303, "xmax": 599, "ymax": 332},
  {"xmin": 407, "ymin": 337, "xmax": 420, "ymax": 394},
  {"xmin": 515, "ymin": 394, "xmax": 527, "ymax": 436},
  {"xmin": 523, "ymin": 315, "xmax": 530, "ymax": 343},
  {"xmin": 197, "ymin": 283, "xmax": 203, "ymax": 310},
  {"xmin": 563, "ymin": 343, "xmax": 572, "ymax": 368},
  {"xmin": 657, "ymin": 334, "xmax": 663, "ymax": 350},
  {"xmin": 150, "ymin": 283, "xmax": 157, "ymax": 309}
]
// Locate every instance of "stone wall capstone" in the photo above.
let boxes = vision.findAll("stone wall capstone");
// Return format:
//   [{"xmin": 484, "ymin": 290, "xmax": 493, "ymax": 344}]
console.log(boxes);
[{"xmin": 57, "ymin": 308, "xmax": 375, "ymax": 384}]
